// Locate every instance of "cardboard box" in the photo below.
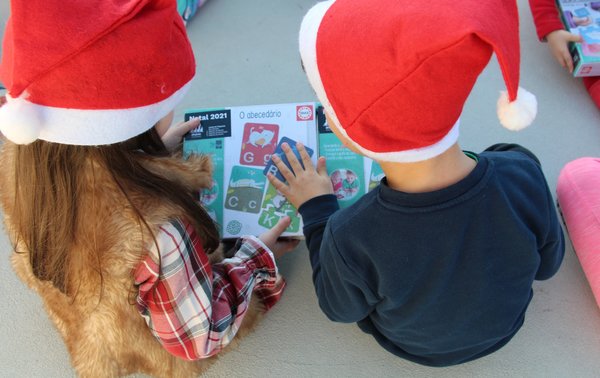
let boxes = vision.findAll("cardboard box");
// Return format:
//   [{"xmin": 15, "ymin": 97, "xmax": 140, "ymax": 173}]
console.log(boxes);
[
  {"xmin": 556, "ymin": 0, "xmax": 600, "ymax": 76},
  {"xmin": 183, "ymin": 102, "xmax": 382, "ymax": 239},
  {"xmin": 183, "ymin": 102, "xmax": 318, "ymax": 238}
]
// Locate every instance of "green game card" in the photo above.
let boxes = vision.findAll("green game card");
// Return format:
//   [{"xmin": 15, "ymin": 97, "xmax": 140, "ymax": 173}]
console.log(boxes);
[
  {"xmin": 258, "ymin": 183, "xmax": 301, "ymax": 232},
  {"xmin": 225, "ymin": 166, "xmax": 266, "ymax": 214}
]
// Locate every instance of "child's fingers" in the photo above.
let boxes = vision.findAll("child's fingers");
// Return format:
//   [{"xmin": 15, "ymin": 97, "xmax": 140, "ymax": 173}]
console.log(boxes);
[
  {"xmin": 281, "ymin": 143, "xmax": 305, "ymax": 174},
  {"xmin": 166, "ymin": 118, "xmax": 201, "ymax": 141},
  {"xmin": 297, "ymin": 143, "xmax": 315, "ymax": 172},
  {"xmin": 271, "ymin": 154, "xmax": 296, "ymax": 182},
  {"xmin": 177, "ymin": 118, "xmax": 201, "ymax": 136},
  {"xmin": 258, "ymin": 216, "xmax": 292, "ymax": 249},
  {"xmin": 316, "ymin": 156, "xmax": 328, "ymax": 176},
  {"xmin": 567, "ymin": 33, "xmax": 583, "ymax": 43},
  {"xmin": 565, "ymin": 54, "xmax": 574, "ymax": 73},
  {"xmin": 267, "ymin": 172, "xmax": 290, "ymax": 195},
  {"xmin": 552, "ymin": 49, "xmax": 571, "ymax": 71},
  {"xmin": 558, "ymin": 49, "xmax": 574, "ymax": 73},
  {"xmin": 270, "ymin": 216, "xmax": 292, "ymax": 238}
]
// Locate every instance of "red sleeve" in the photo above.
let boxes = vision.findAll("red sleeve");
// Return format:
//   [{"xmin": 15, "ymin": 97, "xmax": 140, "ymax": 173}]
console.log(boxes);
[{"xmin": 528, "ymin": 0, "xmax": 566, "ymax": 40}]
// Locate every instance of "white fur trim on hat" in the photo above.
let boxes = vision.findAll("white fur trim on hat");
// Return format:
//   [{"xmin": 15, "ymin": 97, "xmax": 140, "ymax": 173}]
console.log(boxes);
[
  {"xmin": 497, "ymin": 86, "xmax": 537, "ymax": 131},
  {"xmin": 299, "ymin": 0, "xmax": 459, "ymax": 163},
  {"xmin": 0, "ymin": 80, "xmax": 192, "ymax": 145},
  {"xmin": 335, "ymin": 119, "xmax": 460, "ymax": 163}
]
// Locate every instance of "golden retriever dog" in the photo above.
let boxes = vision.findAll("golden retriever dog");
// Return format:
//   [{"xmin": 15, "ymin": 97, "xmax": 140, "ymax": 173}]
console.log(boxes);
[{"xmin": 0, "ymin": 141, "xmax": 270, "ymax": 377}]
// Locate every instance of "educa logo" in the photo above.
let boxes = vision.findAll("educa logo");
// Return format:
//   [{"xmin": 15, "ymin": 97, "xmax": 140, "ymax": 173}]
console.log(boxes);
[{"xmin": 296, "ymin": 105, "xmax": 314, "ymax": 121}]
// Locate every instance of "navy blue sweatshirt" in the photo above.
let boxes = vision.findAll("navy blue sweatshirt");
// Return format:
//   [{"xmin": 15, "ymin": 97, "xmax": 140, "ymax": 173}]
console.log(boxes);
[{"xmin": 298, "ymin": 150, "xmax": 564, "ymax": 367}]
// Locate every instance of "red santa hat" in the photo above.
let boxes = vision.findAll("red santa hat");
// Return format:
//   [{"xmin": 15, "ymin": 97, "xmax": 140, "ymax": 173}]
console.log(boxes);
[
  {"xmin": 299, "ymin": 0, "xmax": 537, "ymax": 162},
  {"xmin": 0, "ymin": 0, "xmax": 195, "ymax": 145}
]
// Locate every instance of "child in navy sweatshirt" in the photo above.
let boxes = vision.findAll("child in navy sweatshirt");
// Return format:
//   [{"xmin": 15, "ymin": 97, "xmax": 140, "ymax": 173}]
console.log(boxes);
[{"xmin": 267, "ymin": 0, "xmax": 565, "ymax": 367}]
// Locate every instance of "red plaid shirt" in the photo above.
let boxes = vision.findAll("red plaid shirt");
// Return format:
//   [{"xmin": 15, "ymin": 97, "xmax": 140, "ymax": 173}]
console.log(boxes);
[{"xmin": 134, "ymin": 219, "xmax": 284, "ymax": 360}]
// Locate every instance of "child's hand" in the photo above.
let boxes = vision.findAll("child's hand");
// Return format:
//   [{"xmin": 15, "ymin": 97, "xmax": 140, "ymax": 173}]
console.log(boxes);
[
  {"xmin": 258, "ymin": 216, "xmax": 301, "ymax": 259},
  {"xmin": 267, "ymin": 142, "xmax": 333, "ymax": 209},
  {"xmin": 546, "ymin": 30, "xmax": 583, "ymax": 73},
  {"xmin": 159, "ymin": 117, "xmax": 201, "ymax": 151}
]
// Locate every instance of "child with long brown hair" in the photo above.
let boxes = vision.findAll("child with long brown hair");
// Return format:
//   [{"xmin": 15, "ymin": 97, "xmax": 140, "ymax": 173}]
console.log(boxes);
[{"xmin": 0, "ymin": 1, "xmax": 296, "ymax": 377}]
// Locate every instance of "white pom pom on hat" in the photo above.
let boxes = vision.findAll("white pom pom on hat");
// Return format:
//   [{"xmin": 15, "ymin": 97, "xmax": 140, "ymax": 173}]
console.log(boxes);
[
  {"xmin": 299, "ymin": 0, "xmax": 536, "ymax": 163},
  {"xmin": 497, "ymin": 87, "xmax": 538, "ymax": 131},
  {"xmin": 0, "ymin": 95, "xmax": 43, "ymax": 144}
]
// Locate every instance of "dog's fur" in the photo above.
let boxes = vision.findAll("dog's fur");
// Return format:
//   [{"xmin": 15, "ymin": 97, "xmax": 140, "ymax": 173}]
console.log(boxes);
[{"xmin": 0, "ymin": 142, "xmax": 268, "ymax": 377}]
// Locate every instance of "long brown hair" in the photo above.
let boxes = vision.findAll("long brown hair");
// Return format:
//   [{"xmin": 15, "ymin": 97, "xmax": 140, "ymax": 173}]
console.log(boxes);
[{"xmin": 10, "ymin": 127, "xmax": 219, "ymax": 294}]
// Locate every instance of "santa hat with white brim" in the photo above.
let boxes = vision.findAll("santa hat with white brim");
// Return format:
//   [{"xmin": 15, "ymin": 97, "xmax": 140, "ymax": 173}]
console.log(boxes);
[
  {"xmin": 0, "ymin": 0, "xmax": 195, "ymax": 146},
  {"xmin": 299, "ymin": 0, "xmax": 537, "ymax": 163}
]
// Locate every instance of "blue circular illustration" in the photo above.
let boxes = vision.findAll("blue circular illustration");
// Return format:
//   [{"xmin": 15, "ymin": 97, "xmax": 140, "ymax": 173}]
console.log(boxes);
[{"xmin": 226, "ymin": 220, "xmax": 243, "ymax": 235}]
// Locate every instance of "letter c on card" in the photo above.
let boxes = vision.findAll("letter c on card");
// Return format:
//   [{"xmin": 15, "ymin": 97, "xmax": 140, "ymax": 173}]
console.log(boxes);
[{"xmin": 228, "ymin": 196, "xmax": 239, "ymax": 207}]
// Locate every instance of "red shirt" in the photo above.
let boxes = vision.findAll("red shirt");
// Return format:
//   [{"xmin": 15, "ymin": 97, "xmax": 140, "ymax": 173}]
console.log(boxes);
[{"xmin": 528, "ymin": 0, "xmax": 566, "ymax": 40}]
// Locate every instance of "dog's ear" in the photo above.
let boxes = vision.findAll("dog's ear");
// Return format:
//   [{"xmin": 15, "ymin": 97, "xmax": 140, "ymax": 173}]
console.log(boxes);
[
  {"xmin": 139, "ymin": 153, "xmax": 213, "ymax": 191},
  {"xmin": 182, "ymin": 153, "xmax": 213, "ymax": 190}
]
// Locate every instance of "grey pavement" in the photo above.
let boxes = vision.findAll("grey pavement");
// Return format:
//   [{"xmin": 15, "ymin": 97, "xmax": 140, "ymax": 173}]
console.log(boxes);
[{"xmin": 1, "ymin": 0, "xmax": 599, "ymax": 377}]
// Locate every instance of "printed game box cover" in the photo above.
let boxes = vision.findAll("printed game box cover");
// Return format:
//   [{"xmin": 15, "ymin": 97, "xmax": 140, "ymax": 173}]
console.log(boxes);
[{"xmin": 183, "ymin": 102, "xmax": 382, "ymax": 239}]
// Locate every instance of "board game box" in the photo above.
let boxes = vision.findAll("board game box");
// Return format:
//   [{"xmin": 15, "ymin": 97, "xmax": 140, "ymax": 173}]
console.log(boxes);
[
  {"xmin": 183, "ymin": 102, "xmax": 382, "ymax": 239},
  {"xmin": 315, "ymin": 107, "xmax": 383, "ymax": 209}
]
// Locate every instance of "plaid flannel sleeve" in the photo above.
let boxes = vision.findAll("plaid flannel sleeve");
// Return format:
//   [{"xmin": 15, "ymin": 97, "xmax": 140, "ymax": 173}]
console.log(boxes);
[{"xmin": 133, "ymin": 219, "xmax": 284, "ymax": 361}]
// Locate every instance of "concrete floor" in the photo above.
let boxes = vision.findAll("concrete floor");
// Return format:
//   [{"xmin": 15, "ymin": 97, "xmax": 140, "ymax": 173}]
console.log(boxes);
[{"xmin": 1, "ymin": 0, "xmax": 600, "ymax": 377}]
